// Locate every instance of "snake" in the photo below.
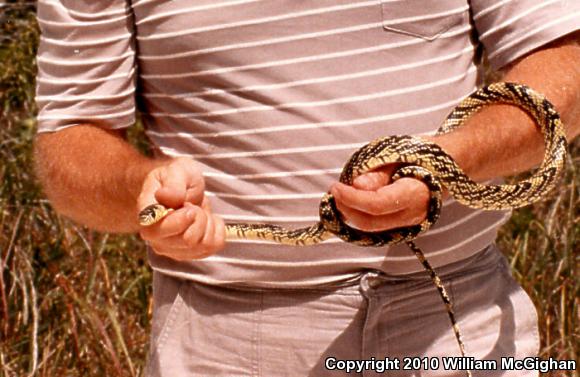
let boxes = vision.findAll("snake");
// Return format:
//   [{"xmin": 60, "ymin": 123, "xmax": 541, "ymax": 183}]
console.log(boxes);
[{"xmin": 139, "ymin": 82, "xmax": 567, "ymax": 377}]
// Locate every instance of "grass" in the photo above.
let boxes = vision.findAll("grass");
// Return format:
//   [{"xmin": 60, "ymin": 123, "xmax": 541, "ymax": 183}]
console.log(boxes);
[{"xmin": 0, "ymin": 2, "xmax": 577, "ymax": 376}]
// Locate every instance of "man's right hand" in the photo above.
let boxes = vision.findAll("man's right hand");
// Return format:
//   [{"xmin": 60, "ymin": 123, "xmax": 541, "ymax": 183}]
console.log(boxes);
[{"xmin": 137, "ymin": 157, "xmax": 226, "ymax": 261}]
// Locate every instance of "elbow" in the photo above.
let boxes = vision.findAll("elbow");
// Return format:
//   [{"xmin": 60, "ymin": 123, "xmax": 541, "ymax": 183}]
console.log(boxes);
[{"xmin": 33, "ymin": 133, "xmax": 73, "ymax": 217}]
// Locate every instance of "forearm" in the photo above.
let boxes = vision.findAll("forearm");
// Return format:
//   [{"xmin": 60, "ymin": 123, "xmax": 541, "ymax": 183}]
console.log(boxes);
[
  {"xmin": 429, "ymin": 33, "xmax": 580, "ymax": 182},
  {"xmin": 34, "ymin": 125, "xmax": 168, "ymax": 233}
]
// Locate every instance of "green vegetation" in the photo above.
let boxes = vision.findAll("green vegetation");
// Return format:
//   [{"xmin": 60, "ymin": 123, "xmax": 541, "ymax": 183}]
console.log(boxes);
[
  {"xmin": 1, "ymin": 4, "xmax": 150, "ymax": 376},
  {"xmin": 0, "ymin": 3, "xmax": 577, "ymax": 376}
]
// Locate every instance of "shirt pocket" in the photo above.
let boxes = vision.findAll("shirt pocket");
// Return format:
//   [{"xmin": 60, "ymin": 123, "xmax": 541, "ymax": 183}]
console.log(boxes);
[{"xmin": 380, "ymin": 0, "xmax": 468, "ymax": 41}]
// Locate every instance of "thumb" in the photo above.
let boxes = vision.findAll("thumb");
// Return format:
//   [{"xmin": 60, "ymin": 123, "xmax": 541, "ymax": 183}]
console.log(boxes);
[
  {"xmin": 154, "ymin": 158, "xmax": 204, "ymax": 209},
  {"xmin": 155, "ymin": 185, "xmax": 186, "ymax": 210}
]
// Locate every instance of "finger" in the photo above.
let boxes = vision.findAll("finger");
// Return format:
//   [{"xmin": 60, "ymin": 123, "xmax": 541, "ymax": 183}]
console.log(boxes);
[
  {"xmin": 212, "ymin": 215, "xmax": 227, "ymax": 251},
  {"xmin": 183, "ymin": 207, "xmax": 208, "ymax": 248},
  {"xmin": 151, "ymin": 210, "xmax": 214, "ymax": 260},
  {"xmin": 330, "ymin": 182, "xmax": 406, "ymax": 215},
  {"xmin": 200, "ymin": 212, "xmax": 215, "ymax": 246},
  {"xmin": 138, "ymin": 173, "xmax": 163, "ymax": 210},
  {"xmin": 334, "ymin": 200, "xmax": 394, "ymax": 231},
  {"xmin": 332, "ymin": 178, "xmax": 429, "ymax": 216},
  {"xmin": 200, "ymin": 197, "xmax": 212, "ymax": 212},
  {"xmin": 184, "ymin": 185, "xmax": 205, "ymax": 206},
  {"xmin": 139, "ymin": 206, "xmax": 195, "ymax": 241},
  {"xmin": 194, "ymin": 214, "xmax": 226, "ymax": 259},
  {"xmin": 149, "ymin": 209, "xmax": 224, "ymax": 260},
  {"xmin": 155, "ymin": 159, "xmax": 205, "ymax": 208},
  {"xmin": 334, "ymin": 200, "xmax": 424, "ymax": 232},
  {"xmin": 156, "ymin": 176, "xmax": 201, "ymax": 210}
]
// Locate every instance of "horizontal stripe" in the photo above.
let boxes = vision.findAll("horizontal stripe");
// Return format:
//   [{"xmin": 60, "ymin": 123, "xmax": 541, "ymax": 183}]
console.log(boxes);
[
  {"xmin": 479, "ymin": 0, "xmax": 559, "ymax": 40},
  {"xmin": 135, "ymin": 0, "xmax": 263, "ymax": 26},
  {"xmin": 139, "ymin": 21, "xmax": 383, "ymax": 60},
  {"xmin": 135, "ymin": 4, "xmax": 469, "ymax": 62},
  {"xmin": 208, "ymin": 192, "xmax": 455, "ymax": 210},
  {"xmin": 140, "ymin": 25, "xmax": 471, "ymax": 79},
  {"xmin": 146, "ymin": 67, "xmax": 476, "ymax": 119},
  {"xmin": 40, "ymin": 33, "xmax": 132, "ymax": 47},
  {"xmin": 142, "ymin": 46, "xmax": 473, "ymax": 96},
  {"xmin": 203, "ymin": 168, "xmax": 343, "ymax": 180},
  {"xmin": 37, "ymin": 51, "xmax": 134, "ymax": 66},
  {"xmin": 206, "ymin": 191, "xmax": 463, "ymax": 208},
  {"xmin": 145, "ymin": 3, "xmax": 467, "ymax": 40},
  {"xmin": 40, "ymin": 1, "xmax": 127, "ymax": 18},
  {"xmin": 472, "ymin": 0, "xmax": 513, "ymax": 21},
  {"xmin": 158, "ymin": 129, "xmax": 436, "ymax": 160},
  {"xmin": 36, "ymin": 88, "xmax": 135, "ymax": 102},
  {"xmin": 36, "ymin": 13, "xmax": 128, "ymax": 26},
  {"xmin": 159, "ymin": 142, "xmax": 365, "ymax": 160},
  {"xmin": 36, "ymin": 107, "xmax": 134, "ymax": 121},
  {"xmin": 382, "ymin": 5, "xmax": 468, "ymax": 26},
  {"xmin": 147, "ymin": 93, "xmax": 470, "ymax": 138},
  {"xmin": 219, "ymin": 214, "xmax": 319, "ymax": 222},
  {"xmin": 488, "ymin": 11, "xmax": 580, "ymax": 59},
  {"xmin": 36, "ymin": 69, "xmax": 135, "ymax": 85},
  {"xmin": 137, "ymin": 1, "xmax": 379, "ymax": 40},
  {"xmin": 206, "ymin": 191, "xmax": 325, "ymax": 200}
]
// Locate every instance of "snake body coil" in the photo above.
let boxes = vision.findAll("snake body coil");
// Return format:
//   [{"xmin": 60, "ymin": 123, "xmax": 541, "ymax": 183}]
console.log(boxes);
[{"xmin": 138, "ymin": 82, "xmax": 567, "ymax": 377}]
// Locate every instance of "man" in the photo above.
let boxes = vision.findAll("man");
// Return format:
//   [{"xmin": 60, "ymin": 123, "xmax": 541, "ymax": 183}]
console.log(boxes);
[{"xmin": 34, "ymin": 1, "xmax": 579, "ymax": 376}]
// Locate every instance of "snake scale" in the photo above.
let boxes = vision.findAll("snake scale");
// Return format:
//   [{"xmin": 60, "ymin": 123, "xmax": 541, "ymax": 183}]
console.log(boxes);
[{"xmin": 139, "ymin": 82, "xmax": 567, "ymax": 377}]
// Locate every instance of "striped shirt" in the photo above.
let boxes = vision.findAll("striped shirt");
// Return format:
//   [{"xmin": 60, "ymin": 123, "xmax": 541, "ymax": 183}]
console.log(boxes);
[{"xmin": 36, "ymin": 0, "xmax": 580, "ymax": 287}]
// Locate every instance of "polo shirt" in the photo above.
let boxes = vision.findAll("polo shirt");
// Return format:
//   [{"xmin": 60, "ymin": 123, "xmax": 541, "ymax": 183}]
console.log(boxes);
[{"xmin": 36, "ymin": 0, "xmax": 580, "ymax": 287}]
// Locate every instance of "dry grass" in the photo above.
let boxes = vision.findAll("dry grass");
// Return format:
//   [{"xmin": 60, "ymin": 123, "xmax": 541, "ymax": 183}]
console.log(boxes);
[{"xmin": 0, "ymin": 2, "xmax": 577, "ymax": 376}]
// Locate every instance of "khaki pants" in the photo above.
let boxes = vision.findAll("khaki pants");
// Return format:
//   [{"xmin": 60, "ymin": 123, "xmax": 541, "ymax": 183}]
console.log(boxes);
[{"xmin": 146, "ymin": 244, "xmax": 539, "ymax": 377}]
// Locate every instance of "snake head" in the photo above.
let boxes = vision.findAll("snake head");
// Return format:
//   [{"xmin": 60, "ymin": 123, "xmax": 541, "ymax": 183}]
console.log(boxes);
[{"xmin": 138, "ymin": 204, "xmax": 172, "ymax": 226}]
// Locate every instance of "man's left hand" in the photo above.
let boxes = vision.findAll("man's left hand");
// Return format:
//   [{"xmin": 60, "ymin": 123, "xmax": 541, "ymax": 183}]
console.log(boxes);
[{"xmin": 330, "ymin": 166, "xmax": 430, "ymax": 232}]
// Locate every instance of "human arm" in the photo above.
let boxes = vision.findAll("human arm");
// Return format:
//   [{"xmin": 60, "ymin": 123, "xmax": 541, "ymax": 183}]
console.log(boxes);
[
  {"xmin": 331, "ymin": 32, "xmax": 580, "ymax": 232},
  {"xmin": 34, "ymin": 125, "xmax": 226, "ymax": 259},
  {"xmin": 33, "ymin": 1, "xmax": 224, "ymax": 260}
]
